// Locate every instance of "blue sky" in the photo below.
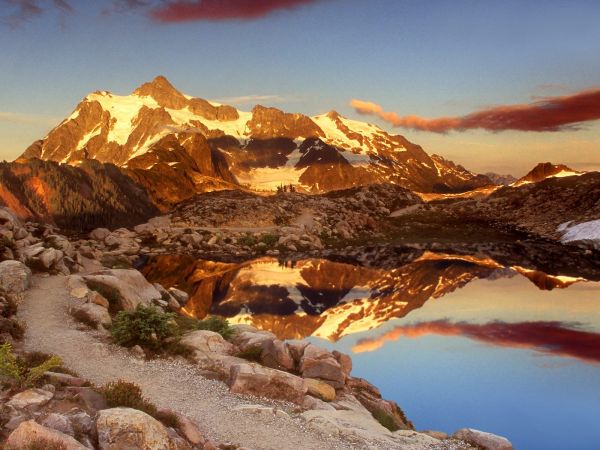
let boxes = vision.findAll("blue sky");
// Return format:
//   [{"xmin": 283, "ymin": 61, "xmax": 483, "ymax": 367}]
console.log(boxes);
[{"xmin": 1, "ymin": 0, "xmax": 599, "ymax": 174}]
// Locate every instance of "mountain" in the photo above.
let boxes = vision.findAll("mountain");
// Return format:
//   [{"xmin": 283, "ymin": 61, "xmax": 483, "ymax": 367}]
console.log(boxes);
[
  {"xmin": 484, "ymin": 172, "xmax": 517, "ymax": 186},
  {"xmin": 512, "ymin": 162, "xmax": 583, "ymax": 187},
  {"xmin": 22, "ymin": 76, "xmax": 490, "ymax": 206},
  {"xmin": 0, "ymin": 158, "xmax": 158, "ymax": 230}
]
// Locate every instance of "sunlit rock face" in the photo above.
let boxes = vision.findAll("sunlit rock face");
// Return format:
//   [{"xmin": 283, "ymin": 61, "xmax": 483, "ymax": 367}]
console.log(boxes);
[
  {"xmin": 141, "ymin": 251, "xmax": 586, "ymax": 341},
  {"xmin": 22, "ymin": 76, "xmax": 490, "ymax": 208}
]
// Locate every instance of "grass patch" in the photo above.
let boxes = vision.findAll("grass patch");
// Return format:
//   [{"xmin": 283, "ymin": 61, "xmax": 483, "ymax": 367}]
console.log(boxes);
[
  {"xmin": 372, "ymin": 408, "xmax": 401, "ymax": 432},
  {"xmin": 0, "ymin": 343, "xmax": 61, "ymax": 389},
  {"xmin": 258, "ymin": 233, "xmax": 279, "ymax": 247}
]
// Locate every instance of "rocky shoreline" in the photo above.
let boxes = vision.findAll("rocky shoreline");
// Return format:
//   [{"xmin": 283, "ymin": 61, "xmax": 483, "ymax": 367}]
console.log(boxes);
[{"xmin": 0, "ymin": 205, "xmax": 519, "ymax": 449}]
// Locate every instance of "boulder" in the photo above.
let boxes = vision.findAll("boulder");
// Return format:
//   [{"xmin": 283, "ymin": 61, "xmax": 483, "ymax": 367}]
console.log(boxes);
[
  {"xmin": 168, "ymin": 287, "xmax": 189, "ymax": 305},
  {"xmin": 231, "ymin": 330, "xmax": 277, "ymax": 352},
  {"xmin": 228, "ymin": 363, "xmax": 307, "ymax": 405},
  {"xmin": 41, "ymin": 412, "xmax": 75, "ymax": 436},
  {"xmin": 45, "ymin": 371, "xmax": 87, "ymax": 387},
  {"xmin": 0, "ymin": 260, "xmax": 32, "ymax": 294},
  {"xmin": 453, "ymin": 428, "xmax": 514, "ymax": 450},
  {"xmin": 71, "ymin": 302, "xmax": 112, "ymax": 327},
  {"xmin": 89, "ymin": 228, "xmax": 111, "ymax": 241},
  {"xmin": 96, "ymin": 407, "xmax": 173, "ymax": 450},
  {"xmin": 88, "ymin": 290, "xmax": 110, "ymax": 308},
  {"xmin": 299, "ymin": 344, "xmax": 346, "ymax": 388},
  {"xmin": 305, "ymin": 378, "xmax": 336, "ymax": 402},
  {"xmin": 5, "ymin": 420, "xmax": 87, "ymax": 450},
  {"xmin": 260, "ymin": 339, "xmax": 294, "ymax": 371},
  {"xmin": 181, "ymin": 330, "xmax": 236, "ymax": 356},
  {"xmin": 6, "ymin": 388, "xmax": 54, "ymax": 410},
  {"xmin": 83, "ymin": 269, "xmax": 161, "ymax": 311}
]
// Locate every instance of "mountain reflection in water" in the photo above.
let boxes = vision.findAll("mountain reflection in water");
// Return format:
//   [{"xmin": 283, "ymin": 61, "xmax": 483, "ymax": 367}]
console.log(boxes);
[{"xmin": 141, "ymin": 251, "xmax": 589, "ymax": 342}]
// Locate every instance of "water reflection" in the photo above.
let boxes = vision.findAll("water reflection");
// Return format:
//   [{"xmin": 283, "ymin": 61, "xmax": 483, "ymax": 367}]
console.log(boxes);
[{"xmin": 141, "ymin": 251, "xmax": 590, "ymax": 342}]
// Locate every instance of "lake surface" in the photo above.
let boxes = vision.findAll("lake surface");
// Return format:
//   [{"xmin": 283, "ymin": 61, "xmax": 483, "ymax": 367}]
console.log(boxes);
[{"xmin": 142, "ymin": 252, "xmax": 600, "ymax": 450}]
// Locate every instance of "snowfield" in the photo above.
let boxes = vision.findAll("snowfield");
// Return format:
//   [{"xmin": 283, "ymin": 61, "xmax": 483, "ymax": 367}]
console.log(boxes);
[{"xmin": 558, "ymin": 219, "xmax": 600, "ymax": 243}]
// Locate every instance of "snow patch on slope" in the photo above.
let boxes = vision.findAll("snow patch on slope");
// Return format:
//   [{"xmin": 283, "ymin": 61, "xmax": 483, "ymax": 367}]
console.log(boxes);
[{"xmin": 558, "ymin": 220, "xmax": 600, "ymax": 243}]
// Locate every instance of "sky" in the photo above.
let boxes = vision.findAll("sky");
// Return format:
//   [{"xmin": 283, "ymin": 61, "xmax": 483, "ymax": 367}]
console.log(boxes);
[{"xmin": 1, "ymin": 0, "xmax": 600, "ymax": 176}]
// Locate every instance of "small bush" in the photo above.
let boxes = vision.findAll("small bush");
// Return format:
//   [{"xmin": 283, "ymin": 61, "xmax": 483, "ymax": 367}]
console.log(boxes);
[
  {"xmin": 236, "ymin": 346, "xmax": 263, "ymax": 362},
  {"xmin": 0, "ymin": 317, "xmax": 25, "ymax": 339},
  {"xmin": 237, "ymin": 234, "xmax": 257, "ymax": 247},
  {"xmin": 111, "ymin": 305, "xmax": 177, "ymax": 350},
  {"xmin": 259, "ymin": 233, "xmax": 279, "ymax": 247},
  {"xmin": 0, "ymin": 343, "xmax": 61, "ymax": 389},
  {"xmin": 101, "ymin": 380, "xmax": 157, "ymax": 416},
  {"xmin": 372, "ymin": 408, "xmax": 400, "ymax": 432},
  {"xmin": 0, "ymin": 294, "xmax": 18, "ymax": 318},
  {"xmin": 21, "ymin": 351, "xmax": 79, "ymax": 377},
  {"xmin": 195, "ymin": 316, "xmax": 234, "ymax": 340}
]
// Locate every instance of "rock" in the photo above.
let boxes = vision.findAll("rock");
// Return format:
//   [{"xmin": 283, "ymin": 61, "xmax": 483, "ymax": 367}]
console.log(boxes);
[
  {"xmin": 168, "ymin": 287, "xmax": 189, "ymax": 305},
  {"xmin": 287, "ymin": 341, "xmax": 309, "ymax": 364},
  {"xmin": 228, "ymin": 363, "xmax": 308, "ymax": 405},
  {"xmin": 6, "ymin": 420, "xmax": 87, "ymax": 450},
  {"xmin": 45, "ymin": 371, "xmax": 87, "ymax": 387},
  {"xmin": 231, "ymin": 330, "xmax": 277, "ymax": 352},
  {"xmin": 299, "ymin": 344, "xmax": 346, "ymax": 388},
  {"xmin": 70, "ymin": 287, "xmax": 89, "ymax": 299},
  {"xmin": 0, "ymin": 260, "xmax": 32, "ymax": 294},
  {"xmin": 332, "ymin": 350, "xmax": 352, "ymax": 377},
  {"xmin": 88, "ymin": 290, "xmax": 110, "ymax": 308},
  {"xmin": 6, "ymin": 388, "xmax": 54, "ymax": 410},
  {"xmin": 41, "ymin": 413, "xmax": 75, "ymax": 436},
  {"xmin": 90, "ymin": 228, "xmax": 111, "ymax": 241},
  {"xmin": 66, "ymin": 386, "xmax": 108, "ymax": 411},
  {"xmin": 453, "ymin": 428, "xmax": 514, "ymax": 450},
  {"xmin": 72, "ymin": 302, "xmax": 112, "ymax": 327},
  {"xmin": 39, "ymin": 247, "xmax": 62, "ymax": 269},
  {"xmin": 260, "ymin": 339, "xmax": 294, "ymax": 371},
  {"xmin": 83, "ymin": 269, "xmax": 161, "ymax": 311},
  {"xmin": 302, "ymin": 395, "xmax": 336, "ymax": 411},
  {"xmin": 233, "ymin": 404, "xmax": 289, "ymax": 419},
  {"xmin": 181, "ymin": 330, "xmax": 236, "ymax": 355},
  {"xmin": 421, "ymin": 430, "xmax": 449, "ymax": 440},
  {"xmin": 96, "ymin": 407, "xmax": 174, "ymax": 450},
  {"xmin": 131, "ymin": 344, "xmax": 146, "ymax": 358},
  {"xmin": 305, "ymin": 378, "xmax": 336, "ymax": 402},
  {"xmin": 170, "ymin": 411, "xmax": 205, "ymax": 445}
]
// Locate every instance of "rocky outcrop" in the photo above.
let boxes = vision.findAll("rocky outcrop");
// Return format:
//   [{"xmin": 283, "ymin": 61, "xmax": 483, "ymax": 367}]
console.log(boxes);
[
  {"xmin": 0, "ymin": 260, "xmax": 31, "ymax": 294},
  {"xmin": 96, "ymin": 407, "xmax": 174, "ymax": 450},
  {"xmin": 5, "ymin": 420, "xmax": 87, "ymax": 450},
  {"xmin": 453, "ymin": 428, "xmax": 514, "ymax": 450},
  {"xmin": 82, "ymin": 269, "xmax": 162, "ymax": 311}
]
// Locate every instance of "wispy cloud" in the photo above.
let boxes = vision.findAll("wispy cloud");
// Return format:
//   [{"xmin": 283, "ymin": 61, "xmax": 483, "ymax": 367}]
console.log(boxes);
[
  {"xmin": 150, "ymin": 0, "xmax": 322, "ymax": 23},
  {"xmin": 1, "ymin": 0, "xmax": 72, "ymax": 26},
  {"xmin": 210, "ymin": 94, "xmax": 297, "ymax": 106},
  {"xmin": 353, "ymin": 320, "xmax": 600, "ymax": 365},
  {"xmin": 351, "ymin": 88, "xmax": 600, "ymax": 133},
  {"xmin": 0, "ymin": 111, "xmax": 60, "ymax": 125}
]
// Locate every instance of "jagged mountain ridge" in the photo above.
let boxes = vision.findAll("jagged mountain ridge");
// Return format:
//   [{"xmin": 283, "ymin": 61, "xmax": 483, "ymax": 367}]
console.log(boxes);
[
  {"xmin": 0, "ymin": 158, "xmax": 158, "ymax": 230},
  {"xmin": 23, "ymin": 76, "xmax": 490, "ymax": 204},
  {"xmin": 512, "ymin": 162, "xmax": 583, "ymax": 186}
]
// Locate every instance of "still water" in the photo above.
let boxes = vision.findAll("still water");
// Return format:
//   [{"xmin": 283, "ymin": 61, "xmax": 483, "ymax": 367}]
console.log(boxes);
[{"xmin": 142, "ymin": 252, "xmax": 600, "ymax": 450}]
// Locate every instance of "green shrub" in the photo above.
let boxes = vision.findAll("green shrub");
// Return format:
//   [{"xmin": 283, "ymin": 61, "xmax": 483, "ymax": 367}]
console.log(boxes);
[
  {"xmin": 259, "ymin": 233, "xmax": 279, "ymax": 247},
  {"xmin": 194, "ymin": 316, "xmax": 235, "ymax": 340},
  {"xmin": 0, "ymin": 343, "xmax": 61, "ymax": 389},
  {"xmin": 237, "ymin": 234, "xmax": 257, "ymax": 247},
  {"xmin": 236, "ymin": 346, "xmax": 263, "ymax": 362},
  {"xmin": 21, "ymin": 351, "xmax": 79, "ymax": 377},
  {"xmin": 111, "ymin": 305, "xmax": 177, "ymax": 350},
  {"xmin": 372, "ymin": 408, "xmax": 401, "ymax": 432}
]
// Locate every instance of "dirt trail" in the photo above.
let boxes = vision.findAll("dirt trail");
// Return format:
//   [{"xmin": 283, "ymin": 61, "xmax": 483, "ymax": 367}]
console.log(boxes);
[{"xmin": 18, "ymin": 275, "xmax": 361, "ymax": 450}]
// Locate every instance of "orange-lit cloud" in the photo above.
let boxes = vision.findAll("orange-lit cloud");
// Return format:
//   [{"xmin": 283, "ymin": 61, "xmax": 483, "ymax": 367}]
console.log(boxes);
[
  {"xmin": 150, "ymin": 0, "xmax": 320, "ymax": 22},
  {"xmin": 353, "ymin": 320, "xmax": 600, "ymax": 364},
  {"xmin": 351, "ymin": 88, "xmax": 600, "ymax": 133}
]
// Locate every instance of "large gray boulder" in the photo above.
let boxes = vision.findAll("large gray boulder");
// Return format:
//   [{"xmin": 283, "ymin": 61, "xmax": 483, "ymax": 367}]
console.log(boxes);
[
  {"xmin": 453, "ymin": 428, "xmax": 514, "ymax": 450},
  {"xmin": 83, "ymin": 269, "xmax": 161, "ymax": 311},
  {"xmin": 6, "ymin": 420, "xmax": 87, "ymax": 450},
  {"xmin": 228, "ymin": 363, "xmax": 307, "ymax": 405},
  {"xmin": 71, "ymin": 302, "xmax": 112, "ymax": 328},
  {"xmin": 0, "ymin": 260, "xmax": 32, "ymax": 294},
  {"xmin": 299, "ymin": 344, "xmax": 346, "ymax": 388},
  {"xmin": 96, "ymin": 407, "xmax": 173, "ymax": 450}
]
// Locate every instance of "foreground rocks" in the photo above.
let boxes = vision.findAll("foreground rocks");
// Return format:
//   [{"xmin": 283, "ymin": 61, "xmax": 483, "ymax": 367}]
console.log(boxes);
[{"xmin": 96, "ymin": 407, "xmax": 173, "ymax": 450}]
